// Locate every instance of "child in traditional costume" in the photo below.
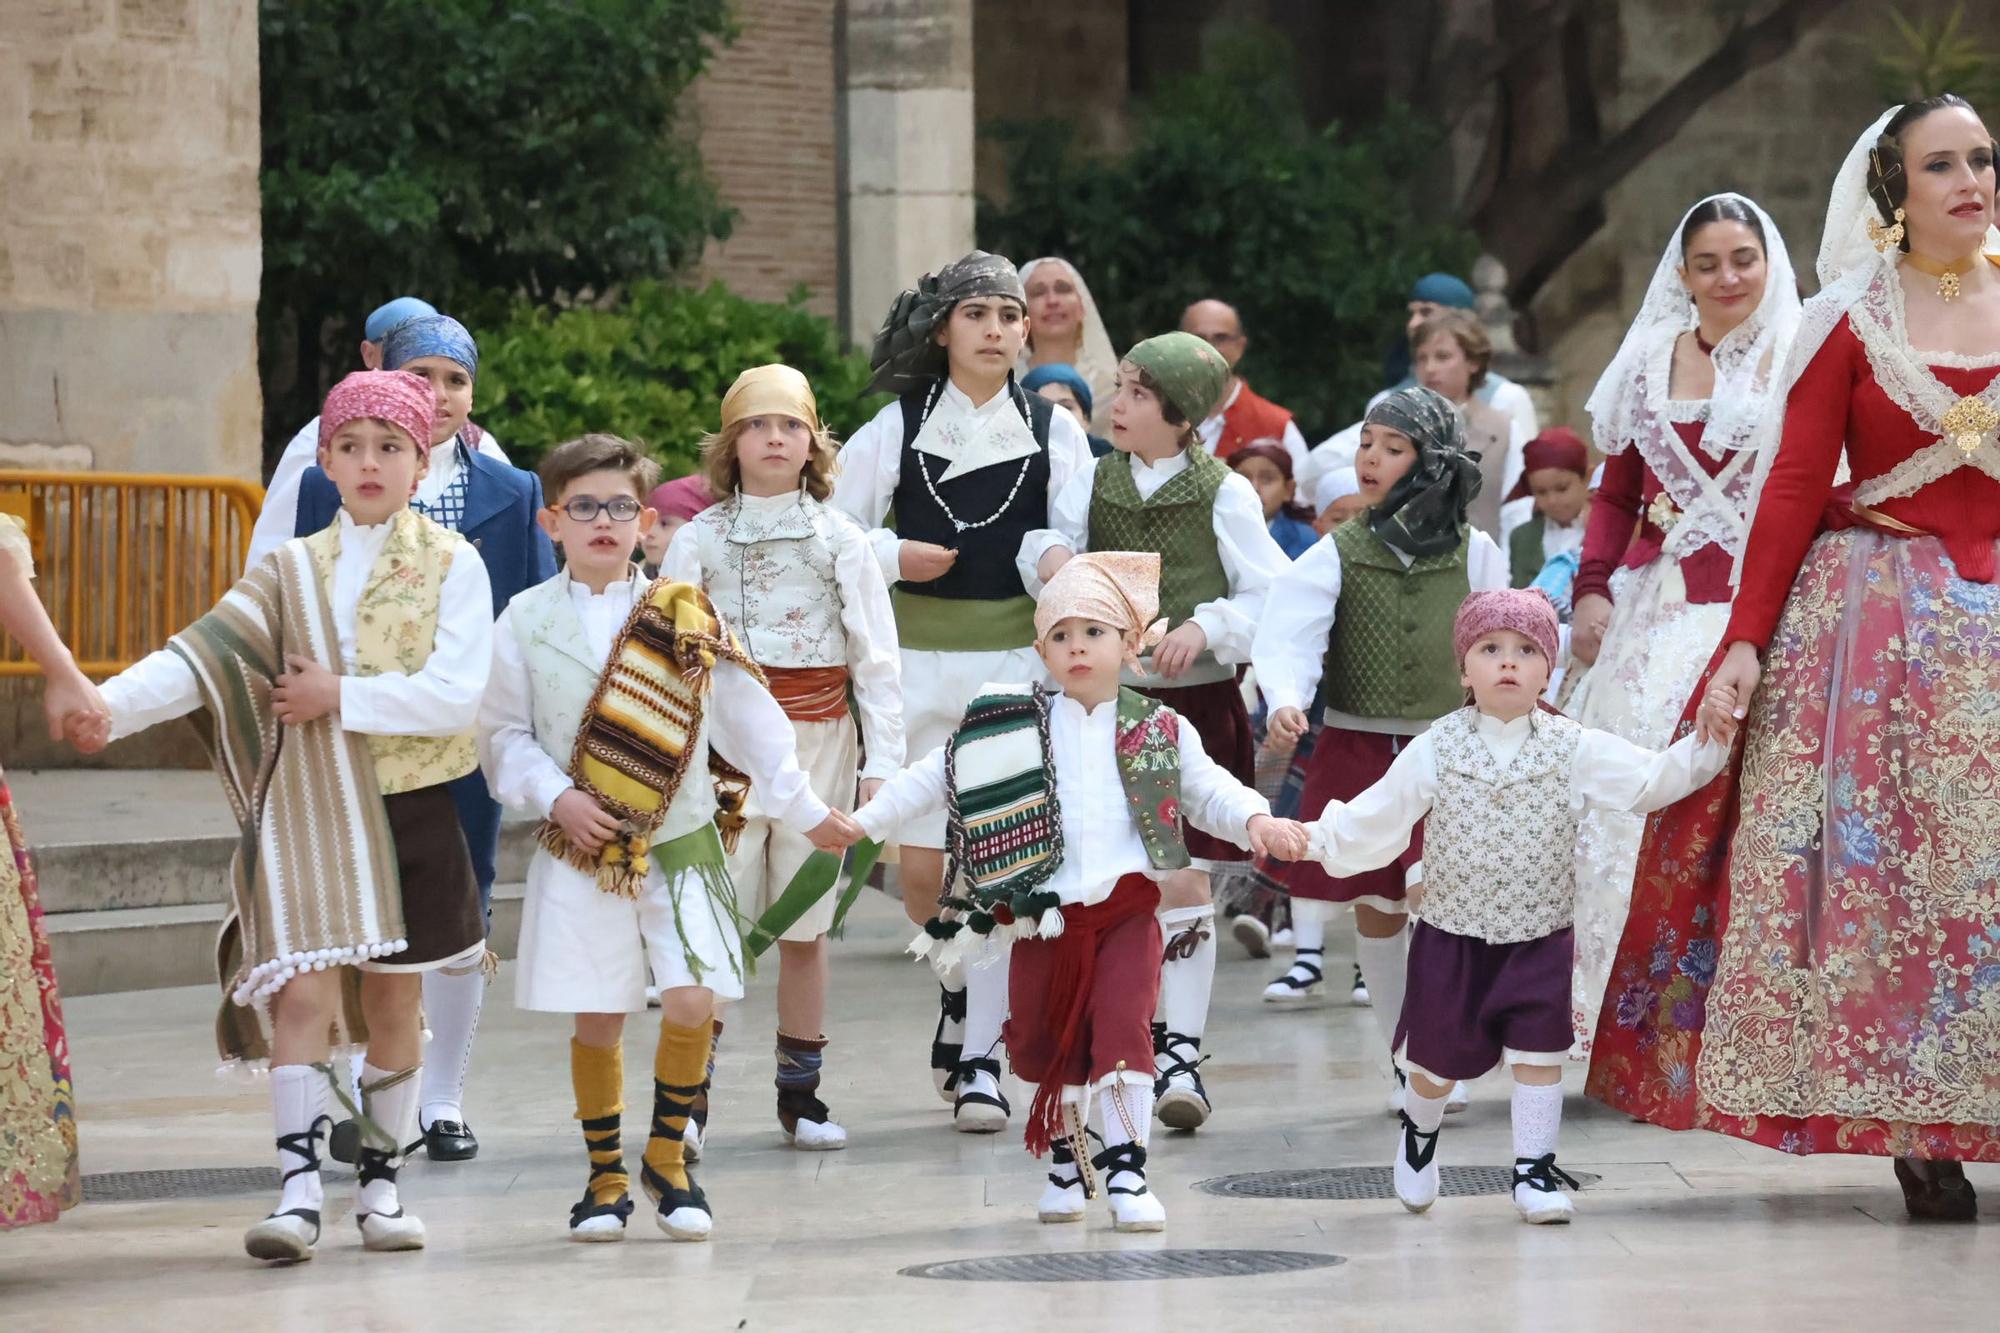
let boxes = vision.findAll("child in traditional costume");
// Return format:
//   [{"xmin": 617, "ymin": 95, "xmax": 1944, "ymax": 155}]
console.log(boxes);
[
  {"xmin": 1023, "ymin": 332, "xmax": 1289, "ymax": 1132},
  {"xmin": 831, "ymin": 250, "xmax": 1092, "ymax": 1132},
  {"xmin": 481, "ymin": 434, "xmax": 855, "ymax": 1243},
  {"xmin": 663, "ymin": 364, "xmax": 903, "ymax": 1152},
  {"xmin": 847, "ymin": 553, "xmax": 1303, "ymax": 1231},
  {"xmin": 1301, "ymin": 589, "xmax": 1731, "ymax": 1222},
  {"xmin": 96, "ymin": 371, "xmax": 495, "ymax": 1262},
  {"xmin": 295, "ymin": 314, "xmax": 557, "ymax": 1163},
  {"xmin": 1251, "ymin": 386, "xmax": 1509, "ymax": 1115}
]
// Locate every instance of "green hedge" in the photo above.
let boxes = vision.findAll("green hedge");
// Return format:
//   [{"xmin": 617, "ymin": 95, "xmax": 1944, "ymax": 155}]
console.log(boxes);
[{"xmin": 475, "ymin": 281, "xmax": 886, "ymax": 474}]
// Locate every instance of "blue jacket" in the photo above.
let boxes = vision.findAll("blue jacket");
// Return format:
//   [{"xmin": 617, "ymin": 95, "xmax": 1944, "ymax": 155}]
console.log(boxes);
[{"xmin": 294, "ymin": 445, "xmax": 557, "ymax": 616}]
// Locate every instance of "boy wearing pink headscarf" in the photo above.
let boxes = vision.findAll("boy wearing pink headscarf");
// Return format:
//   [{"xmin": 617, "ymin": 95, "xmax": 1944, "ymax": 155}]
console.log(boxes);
[
  {"xmin": 87, "ymin": 371, "xmax": 495, "ymax": 1262},
  {"xmin": 843, "ymin": 553, "xmax": 1305, "ymax": 1233},
  {"xmin": 1300, "ymin": 588, "xmax": 1732, "ymax": 1225}
]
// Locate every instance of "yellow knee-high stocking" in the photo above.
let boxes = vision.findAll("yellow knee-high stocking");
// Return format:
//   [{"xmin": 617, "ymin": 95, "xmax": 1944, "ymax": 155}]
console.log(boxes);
[
  {"xmin": 571, "ymin": 1039, "xmax": 628, "ymax": 1207},
  {"xmin": 643, "ymin": 1018, "xmax": 712, "ymax": 1196}
]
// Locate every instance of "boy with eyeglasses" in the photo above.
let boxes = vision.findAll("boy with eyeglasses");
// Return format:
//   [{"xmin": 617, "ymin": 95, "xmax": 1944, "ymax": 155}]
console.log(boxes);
[{"xmin": 480, "ymin": 433, "xmax": 859, "ymax": 1242}]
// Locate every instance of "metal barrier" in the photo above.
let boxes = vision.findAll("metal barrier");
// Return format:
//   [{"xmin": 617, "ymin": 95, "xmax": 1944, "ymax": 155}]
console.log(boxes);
[{"xmin": 0, "ymin": 472, "xmax": 264, "ymax": 677}]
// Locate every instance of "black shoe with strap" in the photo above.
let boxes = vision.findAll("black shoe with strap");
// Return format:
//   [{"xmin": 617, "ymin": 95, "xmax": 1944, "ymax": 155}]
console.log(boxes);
[
  {"xmin": 1895, "ymin": 1157, "xmax": 1978, "ymax": 1222},
  {"xmin": 1152, "ymin": 1025, "xmax": 1213, "ymax": 1130},
  {"xmin": 1397, "ymin": 1109, "xmax": 1441, "ymax": 1172},
  {"xmin": 421, "ymin": 1117, "xmax": 479, "ymax": 1161},
  {"xmin": 570, "ymin": 1112, "xmax": 634, "ymax": 1234}
]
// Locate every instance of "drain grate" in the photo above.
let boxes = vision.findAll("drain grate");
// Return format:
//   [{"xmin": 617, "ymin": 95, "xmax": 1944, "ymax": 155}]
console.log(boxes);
[
  {"xmin": 83, "ymin": 1167, "xmax": 281, "ymax": 1203},
  {"xmin": 902, "ymin": 1249, "xmax": 1344, "ymax": 1282},
  {"xmin": 1195, "ymin": 1165, "xmax": 1599, "ymax": 1200}
]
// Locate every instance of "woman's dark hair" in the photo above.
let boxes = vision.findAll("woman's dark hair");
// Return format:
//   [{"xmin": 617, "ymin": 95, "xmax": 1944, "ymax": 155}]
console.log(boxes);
[
  {"xmin": 1865, "ymin": 94, "xmax": 1992, "ymax": 253},
  {"xmin": 1680, "ymin": 195, "xmax": 1767, "ymax": 259}
]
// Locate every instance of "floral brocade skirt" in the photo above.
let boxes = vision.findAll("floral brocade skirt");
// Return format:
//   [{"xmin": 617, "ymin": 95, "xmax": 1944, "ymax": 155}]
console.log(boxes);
[
  {"xmin": 0, "ymin": 775, "xmax": 79, "ymax": 1226},
  {"xmin": 1567, "ymin": 557, "xmax": 1732, "ymax": 1057},
  {"xmin": 1588, "ymin": 528, "xmax": 2000, "ymax": 1159}
]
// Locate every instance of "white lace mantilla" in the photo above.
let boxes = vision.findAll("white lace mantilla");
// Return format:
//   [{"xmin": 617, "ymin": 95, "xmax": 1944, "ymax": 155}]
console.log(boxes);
[
  {"xmin": 1614, "ymin": 345, "xmax": 1759, "ymax": 563},
  {"xmin": 1849, "ymin": 266, "xmax": 2000, "ymax": 506}
]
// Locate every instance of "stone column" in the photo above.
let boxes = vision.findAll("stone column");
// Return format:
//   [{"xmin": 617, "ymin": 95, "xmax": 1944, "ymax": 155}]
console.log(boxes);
[
  {"xmin": 0, "ymin": 0, "xmax": 263, "ymax": 480},
  {"xmin": 840, "ymin": 0, "xmax": 976, "ymax": 344}
]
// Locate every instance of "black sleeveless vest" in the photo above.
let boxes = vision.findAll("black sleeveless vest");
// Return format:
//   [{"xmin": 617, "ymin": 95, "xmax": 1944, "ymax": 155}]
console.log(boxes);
[{"xmin": 893, "ymin": 379, "xmax": 1054, "ymax": 601}]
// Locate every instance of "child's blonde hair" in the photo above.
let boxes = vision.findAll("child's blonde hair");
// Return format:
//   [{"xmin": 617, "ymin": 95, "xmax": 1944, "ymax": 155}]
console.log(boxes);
[{"xmin": 699, "ymin": 418, "xmax": 841, "ymax": 502}]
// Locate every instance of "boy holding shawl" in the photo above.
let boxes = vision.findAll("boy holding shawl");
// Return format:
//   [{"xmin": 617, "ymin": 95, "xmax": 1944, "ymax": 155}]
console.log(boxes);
[
  {"xmin": 841, "ymin": 553, "xmax": 1307, "ymax": 1232},
  {"xmin": 479, "ymin": 434, "xmax": 856, "ymax": 1244},
  {"xmin": 89, "ymin": 371, "xmax": 494, "ymax": 1263}
]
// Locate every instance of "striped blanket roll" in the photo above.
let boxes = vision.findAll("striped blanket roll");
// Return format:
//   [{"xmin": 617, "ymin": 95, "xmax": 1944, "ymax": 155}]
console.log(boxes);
[{"xmin": 170, "ymin": 539, "xmax": 403, "ymax": 1065}]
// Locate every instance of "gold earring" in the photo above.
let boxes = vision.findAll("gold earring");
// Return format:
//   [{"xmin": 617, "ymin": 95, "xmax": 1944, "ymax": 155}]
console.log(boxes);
[{"xmin": 1867, "ymin": 206, "xmax": 1906, "ymax": 253}]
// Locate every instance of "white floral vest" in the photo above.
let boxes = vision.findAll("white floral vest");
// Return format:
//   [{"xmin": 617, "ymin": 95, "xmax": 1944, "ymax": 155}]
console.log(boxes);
[
  {"xmin": 1420, "ymin": 707, "xmax": 1583, "ymax": 944},
  {"xmin": 690, "ymin": 492, "xmax": 848, "ymax": 668},
  {"xmin": 510, "ymin": 572, "xmax": 720, "ymax": 845}
]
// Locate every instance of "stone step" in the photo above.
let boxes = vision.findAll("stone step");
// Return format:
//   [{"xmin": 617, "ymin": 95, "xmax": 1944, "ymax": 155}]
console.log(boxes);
[
  {"xmin": 44, "ymin": 882, "xmax": 527, "ymax": 998},
  {"xmin": 12, "ymin": 767, "xmax": 539, "ymax": 915}
]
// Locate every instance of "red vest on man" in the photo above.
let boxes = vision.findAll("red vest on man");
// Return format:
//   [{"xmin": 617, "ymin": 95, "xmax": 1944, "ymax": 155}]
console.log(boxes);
[{"xmin": 1211, "ymin": 382, "xmax": 1295, "ymax": 460}]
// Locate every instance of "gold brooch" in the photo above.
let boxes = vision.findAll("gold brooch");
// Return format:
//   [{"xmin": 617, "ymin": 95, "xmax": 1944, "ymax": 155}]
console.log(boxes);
[
  {"xmin": 1940, "ymin": 395, "xmax": 1999, "ymax": 457},
  {"xmin": 1646, "ymin": 491, "xmax": 1680, "ymax": 533},
  {"xmin": 1866, "ymin": 207, "xmax": 1906, "ymax": 254}
]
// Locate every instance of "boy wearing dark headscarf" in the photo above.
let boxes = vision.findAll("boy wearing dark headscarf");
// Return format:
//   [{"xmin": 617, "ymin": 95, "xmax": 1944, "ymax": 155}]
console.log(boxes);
[
  {"xmin": 1023, "ymin": 331, "xmax": 1291, "ymax": 1132},
  {"xmin": 830, "ymin": 251, "xmax": 1094, "ymax": 1134},
  {"xmin": 1249, "ymin": 385, "xmax": 1510, "ymax": 1114}
]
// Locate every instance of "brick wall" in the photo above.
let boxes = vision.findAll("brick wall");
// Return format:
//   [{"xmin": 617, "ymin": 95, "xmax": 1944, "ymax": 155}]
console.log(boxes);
[
  {"xmin": 691, "ymin": 0, "xmax": 842, "ymax": 320},
  {"xmin": 0, "ymin": 0, "xmax": 262, "ymax": 479}
]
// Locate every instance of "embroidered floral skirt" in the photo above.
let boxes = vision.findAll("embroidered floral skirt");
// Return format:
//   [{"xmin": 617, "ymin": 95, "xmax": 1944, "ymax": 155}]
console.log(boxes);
[
  {"xmin": 1588, "ymin": 529, "xmax": 2000, "ymax": 1160},
  {"xmin": 0, "ymin": 775, "xmax": 79, "ymax": 1227},
  {"xmin": 1566, "ymin": 555, "xmax": 1733, "ymax": 1057}
]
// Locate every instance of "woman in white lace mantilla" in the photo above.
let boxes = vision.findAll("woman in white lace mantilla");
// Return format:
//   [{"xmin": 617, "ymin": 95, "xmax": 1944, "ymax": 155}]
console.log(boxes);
[{"xmin": 1562, "ymin": 193, "xmax": 1799, "ymax": 1057}]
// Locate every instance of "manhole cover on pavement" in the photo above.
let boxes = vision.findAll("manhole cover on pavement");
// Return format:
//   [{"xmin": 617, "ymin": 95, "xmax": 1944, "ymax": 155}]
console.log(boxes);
[
  {"xmin": 1195, "ymin": 1166, "xmax": 1599, "ymax": 1200},
  {"xmin": 84, "ymin": 1167, "xmax": 280, "ymax": 1202},
  {"xmin": 901, "ymin": 1249, "xmax": 1344, "ymax": 1282}
]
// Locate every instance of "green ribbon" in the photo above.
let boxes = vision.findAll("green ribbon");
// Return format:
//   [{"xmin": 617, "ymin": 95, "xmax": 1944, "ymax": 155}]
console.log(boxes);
[{"xmin": 744, "ymin": 838, "xmax": 884, "ymax": 958}]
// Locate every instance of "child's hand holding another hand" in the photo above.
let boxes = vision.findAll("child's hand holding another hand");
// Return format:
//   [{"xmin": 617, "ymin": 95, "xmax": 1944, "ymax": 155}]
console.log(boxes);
[
  {"xmin": 1248, "ymin": 814, "xmax": 1309, "ymax": 861},
  {"xmin": 808, "ymin": 809, "xmax": 864, "ymax": 854}
]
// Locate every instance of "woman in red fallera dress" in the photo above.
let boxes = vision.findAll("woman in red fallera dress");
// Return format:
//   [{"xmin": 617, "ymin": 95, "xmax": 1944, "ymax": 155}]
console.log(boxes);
[{"xmin": 1588, "ymin": 96, "xmax": 2000, "ymax": 1222}]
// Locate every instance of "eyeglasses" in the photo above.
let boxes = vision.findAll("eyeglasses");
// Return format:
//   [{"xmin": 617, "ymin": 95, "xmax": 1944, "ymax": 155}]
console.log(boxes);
[{"xmin": 558, "ymin": 496, "xmax": 643, "ymax": 522}]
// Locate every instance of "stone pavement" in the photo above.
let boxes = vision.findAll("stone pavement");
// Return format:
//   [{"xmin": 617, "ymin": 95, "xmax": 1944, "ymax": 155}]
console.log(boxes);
[{"xmin": 2, "ymin": 895, "xmax": 1988, "ymax": 1331}]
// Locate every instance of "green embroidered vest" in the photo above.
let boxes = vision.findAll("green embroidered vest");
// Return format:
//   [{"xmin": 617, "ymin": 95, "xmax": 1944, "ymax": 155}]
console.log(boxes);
[
  {"xmin": 945, "ymin": 686, "xmax": 1187, "ymax": 927},
  {"xmin": 1320, "ymin": 518, "xmax": 1470, "ymax": 722},
  {"xmin": 304, "ymin": 508, "xmax": 480, "ymax": 795},
  {"xmin": 1085, "ymin": 450, "xmax": 1229, "ymax": 631}
]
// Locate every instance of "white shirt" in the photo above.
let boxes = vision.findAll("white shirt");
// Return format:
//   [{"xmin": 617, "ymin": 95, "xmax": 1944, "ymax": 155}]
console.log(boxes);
[
  {"xmin": 1016, "ymin": 451, "xmax": 1290, "ymax": 669},
  {"xmin": 662, "ymin": 491, "xmax": 906, "ymax": 778},
  {"xmin": 830, "ymin": 381, "xmax": 1094, "ymax": 588},
  {"xmin": 854, "ymin": 692, "xmax": 1268, "ymax": 907},
  {"xmin": 479, "ymin": 575, "xmax": 831, "ymax": 829},
  {"xmin": 1251, "ymin": 526, "xmax": 1509, "ymax": 728},
  {"xmin": 248, "ymin": 419, "xmax": 510, "ymax": 572},
  {"xmin": 1304, "ymin": 710, "xmax": 1727, "ymax": 871},
  {"xmin": 1197, "ymin": 380, "xmax": 1310, "ymax": 476},
  {"xmin": 105, "ymin": 509, "xmax": 495, "ymax": 740}
]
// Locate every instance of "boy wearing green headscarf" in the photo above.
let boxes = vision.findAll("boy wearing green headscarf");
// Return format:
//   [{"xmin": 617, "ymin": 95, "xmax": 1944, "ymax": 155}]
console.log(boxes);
[{"xmin": 1022, "ymin": 331, "xmax": 1292, "ymax": 1132}]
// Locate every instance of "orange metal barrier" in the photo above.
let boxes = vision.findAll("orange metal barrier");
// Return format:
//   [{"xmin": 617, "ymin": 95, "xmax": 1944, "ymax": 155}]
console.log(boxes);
[{"xmin": 0, "ymin": 472, "xmax": 265, "ymax": 677}]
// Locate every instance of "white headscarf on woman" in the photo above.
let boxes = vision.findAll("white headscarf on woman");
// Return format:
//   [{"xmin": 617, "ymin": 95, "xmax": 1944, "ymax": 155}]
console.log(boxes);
[
  {"xmin": 1584, "ymin": 192, "xmax": 1801, "ymax": 576},
  {"xmin": 1018, "ymin": 257, "xmax": 1119, "ymax": 434},
  {"xmin": 1731, "ymin": 107, "xmax": 2000, "ymax": 580}
]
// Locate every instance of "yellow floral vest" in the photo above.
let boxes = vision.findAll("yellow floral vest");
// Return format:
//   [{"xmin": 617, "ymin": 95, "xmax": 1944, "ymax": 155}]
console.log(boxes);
[{"xmin": 303, "ymin": 507, "xmax": 480, "ymax": 794}]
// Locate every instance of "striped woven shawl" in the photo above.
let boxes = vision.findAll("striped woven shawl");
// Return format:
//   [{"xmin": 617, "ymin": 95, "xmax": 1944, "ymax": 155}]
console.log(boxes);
[{"xmin": 171, "ymin": 539, "xmax": 404, "ymax": 1066}]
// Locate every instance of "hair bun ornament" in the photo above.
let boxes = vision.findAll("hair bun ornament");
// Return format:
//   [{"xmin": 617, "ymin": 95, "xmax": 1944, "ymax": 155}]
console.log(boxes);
[{"xmin": 1866, "ymin": 207, "xmax": 1907, "ymax": 254}]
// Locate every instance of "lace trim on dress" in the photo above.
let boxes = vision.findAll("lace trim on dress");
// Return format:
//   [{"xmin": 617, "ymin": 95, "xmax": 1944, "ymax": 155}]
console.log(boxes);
[{"xmin": 1849, "ymin": 267, "xmax": 2000, "ymax": 507}]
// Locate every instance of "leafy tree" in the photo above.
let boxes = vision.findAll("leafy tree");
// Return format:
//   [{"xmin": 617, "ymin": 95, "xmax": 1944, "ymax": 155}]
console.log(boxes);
[
  {"xmin": 257, "ymin": 0, "xmax": 736, "ymax": 456},
  {"xmin": 978, "ymin": 29, "xmax": 1476, "ymax": 439},
  {"xmin": 1873, "ymin": 3, "xmax": 2000, "ymax": 106},
  {"xmin": 475, "ymin": 281, "xmax": 885, "ymax": 475}
]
